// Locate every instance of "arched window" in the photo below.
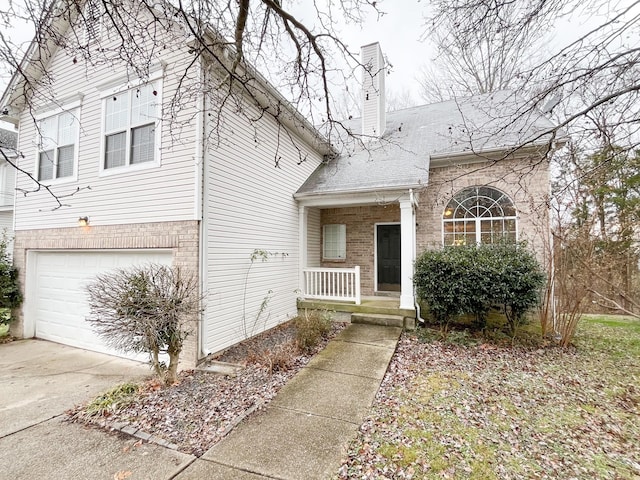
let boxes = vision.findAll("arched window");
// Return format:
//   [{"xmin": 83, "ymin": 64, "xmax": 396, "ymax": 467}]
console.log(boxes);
[{"xmin": 442, "ymin": 186, "xmax": 517, "ymax": 246}]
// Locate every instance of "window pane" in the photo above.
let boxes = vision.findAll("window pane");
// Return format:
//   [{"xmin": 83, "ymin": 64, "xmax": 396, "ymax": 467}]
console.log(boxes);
[
  {"xmin": 39, "ymin": 116, "xmax": 57, "ymax": 151},
  {"xmin": 39, "ymin": 150, "xmax": 54, "ymax": 180},
  {"xmin": 443, "ymin": 186, "xmax": 517, "ymax": 246},
  {"xmin": 105, "ymin": 92, "xmax": 129, "ymax": 132},
  {"xmin": 500, "ymin": 197, "xmax": 517, "ymax": 217},
  {"xmin": 323, "ymin": 224, "xmax": 346, "ymax": 259},
  {"xmin": 131, "ymin": 84, "xmax": 157, "ymax": 126},
  {"xmin": 105, "ymin": 132, "xmax": 126, "ymax": 168},
  {"xmin": 130, "ymin": 124, "xmax": 155, "ymax": 164},
  {"xmin": 56, "ymin": 145, "xmax": 74, "ymax": 178},
  {"xmin": 58, "ymin": 111, "xmax": 77, "ymax": 146}
]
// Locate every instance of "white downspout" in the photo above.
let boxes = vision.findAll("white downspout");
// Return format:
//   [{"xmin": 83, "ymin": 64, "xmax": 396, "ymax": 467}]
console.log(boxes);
[
  {"xmin": 196, "ymin": 61, "xmax": 211, "ymax": 358},
  {"xmin": 409, "ymin": 189, "xmax": 425, "ymax": 324}
]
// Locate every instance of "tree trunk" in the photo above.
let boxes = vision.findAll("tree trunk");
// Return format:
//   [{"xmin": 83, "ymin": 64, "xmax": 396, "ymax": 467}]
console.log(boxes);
[
  {"xmin": 166, "ymin": 349, "xmax": 180, "ymax": 385},
  {"xmin": 151, "ymin": 349, "xmax": 162, "ymax": 378}
]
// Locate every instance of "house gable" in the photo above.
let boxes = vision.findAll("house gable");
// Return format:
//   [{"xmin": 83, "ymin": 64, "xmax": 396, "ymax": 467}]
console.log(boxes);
[{"xmin": 5, "ymin": 2, "xmax": 202, "ymax": 229}]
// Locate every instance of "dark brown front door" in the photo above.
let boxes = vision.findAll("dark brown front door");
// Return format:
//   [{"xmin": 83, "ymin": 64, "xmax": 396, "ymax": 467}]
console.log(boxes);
[{"xmin": 377, "ymin": 224, "xmax": 401, "ymax": 291}]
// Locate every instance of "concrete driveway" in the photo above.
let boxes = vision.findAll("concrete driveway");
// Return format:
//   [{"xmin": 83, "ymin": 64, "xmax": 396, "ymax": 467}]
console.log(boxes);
[{"xmin": 0, "ymin": 339, "xmax": 195, "ymax": 479}]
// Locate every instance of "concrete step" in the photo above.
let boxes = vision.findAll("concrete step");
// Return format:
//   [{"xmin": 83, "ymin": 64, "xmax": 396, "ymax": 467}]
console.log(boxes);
[{"xmin": 351, "ymin": 313, "xmax": 407, "ymax": 328}]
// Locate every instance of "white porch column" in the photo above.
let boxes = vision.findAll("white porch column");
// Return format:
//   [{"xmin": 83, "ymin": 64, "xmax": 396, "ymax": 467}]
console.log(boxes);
[
  {"xmin": 399, "ymin": 198, "xmax": 416, "ymax": 310},
  {"xmin": 298, "ymin": 205, "xmax": 308, "ymax": 297}
]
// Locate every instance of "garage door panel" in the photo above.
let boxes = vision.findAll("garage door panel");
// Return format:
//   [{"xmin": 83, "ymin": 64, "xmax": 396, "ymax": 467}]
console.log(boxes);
[{"xmin": 31, "ymin": 251, "xmax": 172, "ymax": 359}]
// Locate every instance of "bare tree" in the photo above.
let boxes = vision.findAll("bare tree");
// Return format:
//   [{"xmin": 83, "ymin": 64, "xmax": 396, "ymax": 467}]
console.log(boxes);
[
  {"xmin": 421, "ymin": 0, "xmax": 640, "ymax": 152},
  {"xmin": 85, "ymin": 264, "xmax": 203, "ymax": 384},
  {"xmin": 386, "ymin": 86, "xmax": 418, "ymax": 112},
  {"xmin": 0, "ymin": 0, "xmax": 387, "ymax": 207},
  {"xmin": 417, "ymin": 0, "xmax": 553, "ymax": 102},
  {"xmin": 0, "ymin": 0, "xmax": 637, "ymax": 206}
]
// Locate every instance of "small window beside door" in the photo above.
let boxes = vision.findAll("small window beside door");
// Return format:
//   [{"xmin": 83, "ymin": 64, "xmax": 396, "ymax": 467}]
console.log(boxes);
[{"xmin": 323, "ymin": 224, "xmax": 346, "ymax": 260}]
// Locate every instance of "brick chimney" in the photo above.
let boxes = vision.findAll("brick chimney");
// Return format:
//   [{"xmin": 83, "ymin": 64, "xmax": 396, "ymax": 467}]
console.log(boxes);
[{"xmin": 361, "ymin": 42, "xmax": 386, "ymax": 138}]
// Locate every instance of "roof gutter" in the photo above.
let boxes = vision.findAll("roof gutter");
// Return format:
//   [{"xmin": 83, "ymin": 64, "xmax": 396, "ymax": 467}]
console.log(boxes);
[
  {"xmin": 294, "ymin": 182, "xmax": 427, "ymax": 201},
  {"xmin": 429, "ymin": 138, "xmax": 568, "ymax": 165}
]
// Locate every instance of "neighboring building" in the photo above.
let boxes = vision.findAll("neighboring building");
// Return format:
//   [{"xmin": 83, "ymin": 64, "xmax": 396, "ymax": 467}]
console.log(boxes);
[
  {"xmin": 0, "ymin": 6, "xmax": 557, "ymax": 368},
  {"xmin": 0, "ymin": 128, "xmax": 16, "ymax": 254}
]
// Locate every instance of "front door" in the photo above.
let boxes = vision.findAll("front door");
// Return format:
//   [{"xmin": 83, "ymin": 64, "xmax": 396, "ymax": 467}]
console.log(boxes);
[{"xmin": 376, "ymin": 224, "xmax": 401, "ymax": 292}]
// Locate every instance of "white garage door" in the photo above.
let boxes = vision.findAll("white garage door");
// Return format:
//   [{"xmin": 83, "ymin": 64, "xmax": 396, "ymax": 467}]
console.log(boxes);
[{"xmin": 31, "ymin": 250, "xmax": 173, "ymax": 359}]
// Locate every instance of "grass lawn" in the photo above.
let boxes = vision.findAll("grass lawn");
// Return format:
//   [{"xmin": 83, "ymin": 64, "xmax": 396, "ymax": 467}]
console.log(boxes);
[{"xmin": 337, "ymin": 315, "xmax": 640, "ymax": 479}]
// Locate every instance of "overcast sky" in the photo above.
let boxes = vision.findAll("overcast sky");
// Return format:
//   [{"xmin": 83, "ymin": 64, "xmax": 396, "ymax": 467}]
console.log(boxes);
[{"xmin": 0, "ymin": 0, "xmax": 636, "ymax": 131}]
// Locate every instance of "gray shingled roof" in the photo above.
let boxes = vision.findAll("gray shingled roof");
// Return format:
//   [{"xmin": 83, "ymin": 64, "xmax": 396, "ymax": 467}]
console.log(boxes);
[{"xmin": 296, "ymin": 90, "xmax": 557, "ymax": 197}]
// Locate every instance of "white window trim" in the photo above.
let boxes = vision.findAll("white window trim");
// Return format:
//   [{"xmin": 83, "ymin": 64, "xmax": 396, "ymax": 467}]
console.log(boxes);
[
  {"xmin": 0, "ymin": 161, "xmax": 15, "ymax": 208},
  {"xmin": 441, "ymin": 186, "xmax": 518, "ymax": 246},
  {"xmin": 98, "ymin": 76, "xmax": 163, "ymax": 177},
  {"xmin": 33, "ymin": 104, "xmax": 82, "ymax": 185},
  {"xmin": 323, "ymin": 224, "xmax": 346, "ymax": 261}
]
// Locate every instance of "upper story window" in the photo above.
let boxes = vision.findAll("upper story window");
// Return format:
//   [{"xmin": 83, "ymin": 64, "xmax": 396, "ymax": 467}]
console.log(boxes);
[
  {"xmin": 0, "ymin": 161, "xmax": 15, "ymax": 207},
  {"xmin": 37, "ymin": 110, "xmax": 79, "ymax": 182},
  {"xmin": 323, "ymin": 224, "xmax": 346, "ymax": 260},
  {"xmin": 443, "ymin": 186, "xmax": 517, "ymax": 246},
  {"xmin": 103, "ymin": 83, "xmax": 159, "ymax": 171}
]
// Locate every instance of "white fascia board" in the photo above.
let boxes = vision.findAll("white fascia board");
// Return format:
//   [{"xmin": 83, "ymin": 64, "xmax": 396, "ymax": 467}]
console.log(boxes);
[
  {"xmin": 430, "ymin": 140, "xmax": 567, "ymax": 166},
  {"xmin": 295, "ymin": 188, "xmax": 416, "ymax": 208}
]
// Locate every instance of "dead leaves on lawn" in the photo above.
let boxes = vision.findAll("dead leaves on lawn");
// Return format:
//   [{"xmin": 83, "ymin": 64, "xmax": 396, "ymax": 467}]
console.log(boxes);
[{"xmin": 337, "ymin": 323, "xmax": 640, "ymax": 479}]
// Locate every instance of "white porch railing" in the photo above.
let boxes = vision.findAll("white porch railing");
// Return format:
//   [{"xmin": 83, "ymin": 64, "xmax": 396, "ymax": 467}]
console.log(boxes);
[{"xmin": 303, "ymin": 266, "xmax": 361, "ymax": 305}]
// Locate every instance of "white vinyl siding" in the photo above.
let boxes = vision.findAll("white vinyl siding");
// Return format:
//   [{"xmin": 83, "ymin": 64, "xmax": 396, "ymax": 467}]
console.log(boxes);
[
  {"xmin": 13, "ymin": 22, "xmax": 198, "ymax": 230},
  {"xmin": 0, "ymin": 161, "xmax": 15, "ymax": 207},
  {"xmin": 307, "ymin": 207, "xmax": 321, "ymax": 267},
  {"xmin": 202, "ymin": 94, "xmax": 323, "ymax": 356},
  {"xmin": 323, "ymin": 224, "xmax": 346, "ymax": 260},
  {"xmin": 83, "ymin": 0, "xmax": 103, "ymax": 44},
  {"xmin": 37, "ymin": 110, "xmax": 78, "ymax": 181},
  {"xmin": 0, "ymin": 211, "xmax": 14, "ymax": 257}
]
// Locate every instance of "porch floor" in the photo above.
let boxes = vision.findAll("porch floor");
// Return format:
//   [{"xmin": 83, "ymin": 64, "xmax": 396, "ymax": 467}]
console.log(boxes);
[{"xmin": 297, "ymin": 296, "xmax": 415, "ymax": 319}]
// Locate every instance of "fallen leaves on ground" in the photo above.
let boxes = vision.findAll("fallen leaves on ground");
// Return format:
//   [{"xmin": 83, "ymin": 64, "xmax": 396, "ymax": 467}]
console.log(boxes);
[
  {"xmin": 337, "ymin": 318, "xmax": 640, "ymax": 480},
  {"xmin": 68, "ymin": 322, "xmax": 346, "ymax": 457}
]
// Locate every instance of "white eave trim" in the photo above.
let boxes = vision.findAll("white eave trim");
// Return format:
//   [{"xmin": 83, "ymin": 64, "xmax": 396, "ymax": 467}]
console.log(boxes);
[
  {"xmin": 429, "ymin": 139, "xmax": 567, "ymax": 166},
  {"xmin": 295, "ymin": 186, "xmax": 421, "ymax": 208}
]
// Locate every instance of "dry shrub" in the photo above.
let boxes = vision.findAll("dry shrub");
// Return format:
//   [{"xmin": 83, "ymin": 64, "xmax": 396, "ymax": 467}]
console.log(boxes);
[
  {"xmin": 246, "ymin": 339, "xmax": 298, "ymax": 374},
  {"xmin": 85, "ymin": 264, "xmax": 202, "ymax": 384},
  {"xmin": 293, "ymin": 309, "xmax": 332, "ymax": 353}
]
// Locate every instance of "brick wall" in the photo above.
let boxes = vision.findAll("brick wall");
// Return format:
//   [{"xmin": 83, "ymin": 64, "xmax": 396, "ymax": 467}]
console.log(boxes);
[
  {"xmin": 321, "ymin": 204, "xmax": 400, "ymax": 296},
  {"xmin": 317, "ymin": 155, "xmax": 551, "ymax": 297},
  {"xmin": 11, "ymin": 220, "xmax": 201, "ymax": 369},
  {"xmin": 417, "ymin": 156, "xmax": 551, "ymax": 262}
]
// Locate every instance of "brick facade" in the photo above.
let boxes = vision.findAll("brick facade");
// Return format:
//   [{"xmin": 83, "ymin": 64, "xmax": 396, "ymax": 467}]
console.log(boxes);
[
  {"xmin": 321, "ymin": 204, "xmax": 400, "ymax": 296},
  {"xmin": 318, "ymin": 156, "xmax": 551, "ymax": 297},
  {"xmin": 11, "ymin": 220, "xmax": 201, "ymax": 369},
  {"xmin": 417, "ymin": 156, "xmax": 550, "ymax": 262}
]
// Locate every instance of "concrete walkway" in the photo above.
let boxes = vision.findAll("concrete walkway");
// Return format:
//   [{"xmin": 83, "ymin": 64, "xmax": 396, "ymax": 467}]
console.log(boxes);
[{"xmin": 175, "ymin": 323, "xmax": 402, "ymax": 480}]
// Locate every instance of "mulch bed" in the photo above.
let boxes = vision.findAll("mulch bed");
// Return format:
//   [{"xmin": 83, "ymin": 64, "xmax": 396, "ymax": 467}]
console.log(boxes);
[{"xmin": 68, "ymin": 321, "xmax": 346, "ymax": 457}]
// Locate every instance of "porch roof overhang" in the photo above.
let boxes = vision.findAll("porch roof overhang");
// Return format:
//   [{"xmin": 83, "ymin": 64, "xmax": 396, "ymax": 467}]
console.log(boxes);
[{"xmin": 294, "ymin": 185, "xmax": 420, "ymax": 208}]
